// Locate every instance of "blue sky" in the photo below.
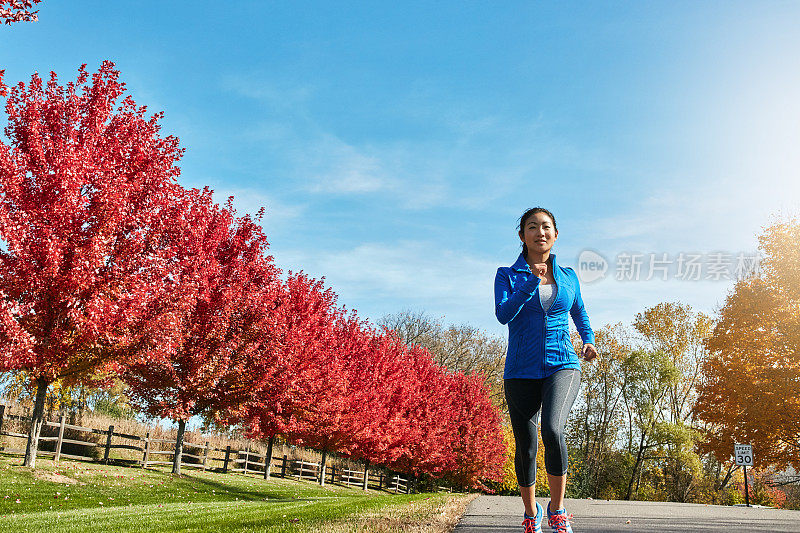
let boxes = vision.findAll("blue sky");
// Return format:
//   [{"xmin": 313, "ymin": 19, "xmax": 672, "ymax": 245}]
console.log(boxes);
[{"xmin": 3, "ymin": 1, "xmax": 800, "ymax": 339}]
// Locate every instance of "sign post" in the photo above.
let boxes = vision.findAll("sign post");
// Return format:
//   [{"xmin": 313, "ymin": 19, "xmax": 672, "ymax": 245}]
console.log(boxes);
[{"xmin": 734, "ymin": 444, "xmax": 753, "ymax": 507}]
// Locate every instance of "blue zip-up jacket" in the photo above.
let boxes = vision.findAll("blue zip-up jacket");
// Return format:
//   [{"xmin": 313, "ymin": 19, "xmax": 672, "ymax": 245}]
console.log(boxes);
[{"xmin": 494, "ymin": 252, "xmax": 594, "ymax": 379}]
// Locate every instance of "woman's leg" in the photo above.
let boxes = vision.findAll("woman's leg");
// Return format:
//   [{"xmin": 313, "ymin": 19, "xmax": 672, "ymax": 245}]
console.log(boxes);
[
  {"xmin": 539, "ymin": 369, "xmax": 581, "ymax": 511},
  {"xmin": 520, "ymin": 485, "xmax": 536, "ymax": 517},
  {"xmin": 546, "ymin": 472, "xmax": 568, "ymax": 511},
  {"xmin": 504, "ymin": 378, "xmax": 544, "ymax": 517}
]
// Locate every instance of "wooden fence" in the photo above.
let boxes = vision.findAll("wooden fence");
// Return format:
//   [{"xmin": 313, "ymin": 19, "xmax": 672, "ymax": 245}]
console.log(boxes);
[{"xmin": 0, "ymin": 404, "xmax": 414, "ymax": 493}]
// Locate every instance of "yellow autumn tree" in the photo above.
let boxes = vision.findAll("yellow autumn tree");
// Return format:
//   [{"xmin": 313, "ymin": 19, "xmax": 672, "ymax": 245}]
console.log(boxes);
[
  {"xmin": 695, "ymin": 216, "xmax": 800, "ymax": 470},
  {"xmin": 495, "ymin": 422, "xmax": 549, "ymax": 495}
]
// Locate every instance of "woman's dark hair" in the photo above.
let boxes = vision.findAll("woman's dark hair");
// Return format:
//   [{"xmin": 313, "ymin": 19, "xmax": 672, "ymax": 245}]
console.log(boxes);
[{"xmin": 518, "ymin": 207, "xmax": 557, "ymax": 258}]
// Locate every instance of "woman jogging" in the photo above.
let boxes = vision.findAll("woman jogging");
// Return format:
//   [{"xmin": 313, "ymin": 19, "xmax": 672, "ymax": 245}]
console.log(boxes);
[{"xmin": 494, "ymin": 207, "xmax": 597, "ymax": 533}]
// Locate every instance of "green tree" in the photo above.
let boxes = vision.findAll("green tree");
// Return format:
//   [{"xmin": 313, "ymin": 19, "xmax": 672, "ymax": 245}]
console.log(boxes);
[
  {"xmin": 621, "ymin": 349, "xmax": 679, "ymax": 500},
  {"xmin": 633, "ymin": 303, "xmax": 713, "ymax": 501},
  {"xmin": 568, "ymin": 323, "xmax": 631, "ymax": 498}
]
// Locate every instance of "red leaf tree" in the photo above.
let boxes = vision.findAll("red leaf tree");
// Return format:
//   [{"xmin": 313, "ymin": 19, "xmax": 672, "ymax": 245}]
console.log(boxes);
[
  {"xmin": 443, "ymin": 372, "xmax": 506, "ymax": 490},
  {"xmin": 122, "ymin": 193, "xmax": 282, "ymax": 474},
  {"xmin": 351, "ymin": 335, "xmax": 506, "ymax": 490},
  {"xmin": 348, "ymin": 331, "xmax": 421, "ymax": 468},
  {"xmin": 281, "ymin": 309, "xmax": 389, "ymax": 484},
  {"xmin": 381, "ymin": 343, "xmax": 454, "ymax": 480},
  {"xmin": 0, "ymin": 62, "xmax": 189, "ymax": 467},
  {"xmin": 234, "ymin": 272, "xmax": 339, "ymax": 476}
]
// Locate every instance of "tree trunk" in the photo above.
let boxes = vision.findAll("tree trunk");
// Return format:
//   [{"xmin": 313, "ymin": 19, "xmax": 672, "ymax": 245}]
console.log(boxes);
[
  {"xmin": 635, "ymin": 461, "xmax": 644, "ymax": 495},
  {"xmin": 172, "ymin": 419, "xmax": 186, "ymax": 475},
  {"xmin": 319, "ymin": 448, "xmax": 327, "ymax": 486},
  {"xmin": 362, "ymin": 460, "xmax": 370, "ymax": 491},
  {"xmin": 23, "ymin": 377, "xmax": 49, "ymax": 468},
  {"xmin": 624, "ymin": 394, "xmax": 634, "ymax": 454},
  {"xmin": 264, "ymin": 436, "xmax": 275, "ymax": 479},
  {"xmin": 582, "ymin": 392, "xmax": 593, "ymax": 459},
  {"xmin": 717, "ymin": 463, "xmax": 737, "ymax": 492},
  {"xmin": 77, "ymin": 386, "xmax": 87, "ymax": 424},
  {"xmin": 625, "ymin": 430, "xmax": 648, "ymax": 500}
]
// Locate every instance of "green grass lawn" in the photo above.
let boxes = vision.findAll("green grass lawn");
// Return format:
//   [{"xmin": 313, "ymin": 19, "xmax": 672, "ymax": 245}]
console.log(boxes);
[{"xmin": 0, "ymin": 454, "xmax": 467, "ymax": 532}]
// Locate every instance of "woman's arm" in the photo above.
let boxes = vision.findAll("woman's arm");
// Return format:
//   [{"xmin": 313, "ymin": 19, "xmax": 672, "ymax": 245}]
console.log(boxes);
[
  {"xmin": 494, "ymin": 268, "xmax": 540, "ymax": 325},
  {"xmin": 568, "ymin": 270, "xmax": 595, "ymax": 345}
]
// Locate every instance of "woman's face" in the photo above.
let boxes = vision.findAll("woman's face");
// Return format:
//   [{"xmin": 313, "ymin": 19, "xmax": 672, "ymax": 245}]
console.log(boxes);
[{"xmin": 519, "ymin": 212, "xmax": 558, "ymax": 255}]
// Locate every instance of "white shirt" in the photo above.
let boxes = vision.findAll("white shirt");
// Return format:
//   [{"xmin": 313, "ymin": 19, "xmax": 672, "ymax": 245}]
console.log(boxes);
[{"xmin": 539, "ymin": 282, "xmax": 556, "ymax": 313}]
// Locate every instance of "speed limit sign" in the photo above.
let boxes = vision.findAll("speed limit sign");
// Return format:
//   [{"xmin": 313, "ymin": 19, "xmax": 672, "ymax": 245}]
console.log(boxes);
[{"xmin": 735, "ymin": 444, "xmax": 753, "ymax": 466}]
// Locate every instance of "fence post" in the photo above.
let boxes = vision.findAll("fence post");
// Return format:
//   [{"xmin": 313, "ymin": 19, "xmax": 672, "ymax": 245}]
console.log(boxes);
[
  {"xmin": 378, "ymin": 471, "xmax": 384, "ymax": 490},
  {"xmin": 0, "ymin": 404, "xmax": 5, "ymax": 438},
  {"xmin": 243, "ymin": 442, "xmax": 250, "ymax": 475},
  {"xmin": 281, "ymin": 454, "xmax": 288, "ymax": 478},
  {"xmin": 54, "ymin": 415, "xmax": 66, "ymax": 462},
  {"xmin": 104, "ymin": 425, "xmax": 114, "ymax": 464},
  {"xmin": 202, "ymin": 441, "xmax": 210, "ymax": 472},
  {"xmin": 142, "ymin": 431, "xmax": 151, "ymax": 468},
  {"xmin": 223, "ymin": 445, "xmax": 231, "ymax": 474},
  {"xmin": 362, "ymin": 460, "xmax": 370, "ymax": 491}
]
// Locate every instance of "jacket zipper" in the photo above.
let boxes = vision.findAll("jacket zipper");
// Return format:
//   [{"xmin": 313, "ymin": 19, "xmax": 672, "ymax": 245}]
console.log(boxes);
[
  {"xmin": 543, "ymin": 262, "xmax": 560, "ymax": 372},
  {"xmin": 542, "ymin": 313, "xmax": 547, "ymax": 374}
]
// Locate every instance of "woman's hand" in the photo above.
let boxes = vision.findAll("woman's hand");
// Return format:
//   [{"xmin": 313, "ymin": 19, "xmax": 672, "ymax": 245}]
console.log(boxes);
[
  {"xmin": 533, "ymin": 263, "xmax": 548, "ymax": 278},
  {"xmin": 581, "ymin": 343, "xmax": 598, "ymax": 362}
]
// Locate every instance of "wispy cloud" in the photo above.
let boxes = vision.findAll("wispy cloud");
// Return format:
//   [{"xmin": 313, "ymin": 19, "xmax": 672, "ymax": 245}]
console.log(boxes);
[
  {"xmin": 181, "ymin": 179, "xmax": 307, "ymax": 233},
  {"xmin": 220, "ymin": 73, "xmax": 610, "ymax": 212},
  {"xmin": 579, "ymin": 274, "xmax": 731, "ymax": 335},
  {"xmin": 273, "ymin": 240, "xmax": 500, "ymax": 330},
  {"xmin": 221, "ymin": 74, "xmax": 315, "ymax": 112},
  {"xmin": 301, "ymin": 134, "xmax": 393, "ymax": 194},
  {"xmin": 586, "ymin": 175, "xmax": 800, "ymax": 254}
]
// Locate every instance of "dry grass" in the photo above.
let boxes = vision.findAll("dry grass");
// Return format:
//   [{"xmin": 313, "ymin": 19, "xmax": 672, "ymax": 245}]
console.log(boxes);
[
  {"xmin": 324, "ymin": 492, "xmax": 479, "ymax": 533},
  {"xmin": 2, "ymin": 399, "xmax": 299, "ymax": 461},
  {"xmin": 0, "ymin": 399, "xmax": 405, "ymax": 479},
  {"xmin": 32, "ymin": 470, "xmax": 85, "ymax": 484}
]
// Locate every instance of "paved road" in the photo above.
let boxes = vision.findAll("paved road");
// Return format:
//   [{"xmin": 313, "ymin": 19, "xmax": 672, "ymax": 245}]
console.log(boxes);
[{"xmin": 453, "ymin": 495, "xmax": 800, "ymax": 532}]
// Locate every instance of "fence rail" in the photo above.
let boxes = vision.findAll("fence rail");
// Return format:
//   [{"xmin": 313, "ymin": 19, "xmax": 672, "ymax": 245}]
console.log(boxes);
[{"xmin": 0, "ymin": 404, "xmax": 414, "ymax": 493}]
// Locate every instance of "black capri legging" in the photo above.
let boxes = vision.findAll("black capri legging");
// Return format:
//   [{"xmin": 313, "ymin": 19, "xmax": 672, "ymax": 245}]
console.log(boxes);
[{"xmin": 504, "ymin": 369, "xmax": 581, "ymax": 487}]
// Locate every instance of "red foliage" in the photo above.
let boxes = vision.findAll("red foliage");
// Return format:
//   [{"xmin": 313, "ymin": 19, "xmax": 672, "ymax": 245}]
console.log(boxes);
[
  {"xmin": 241, "ymin": 306, "xmax": 507, "ymax": 489},
  {"xmin": 332, "ymin": 330, "xmax": 417, "ymax": 466},
  {"xmin": 122, "ymin": 192, "xmax": 282, "ymax": 424},
  {"xmin": 279, "ymin": 309, "xmax": 371, "ymax": 455},
  {"xmin": 1, "ymin": 0, "xmax": 41, "ymax": 24},
  {"xmin": 234, "ymin": 272, "xmax": 339, "ymax": 441},
  {"xmin": 0, "ymin": 62, "xmax": 187, "ymax": 385},
  {"xmin": 443, "ymin": 372, "xmax": 507, "ymax": 490}
]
